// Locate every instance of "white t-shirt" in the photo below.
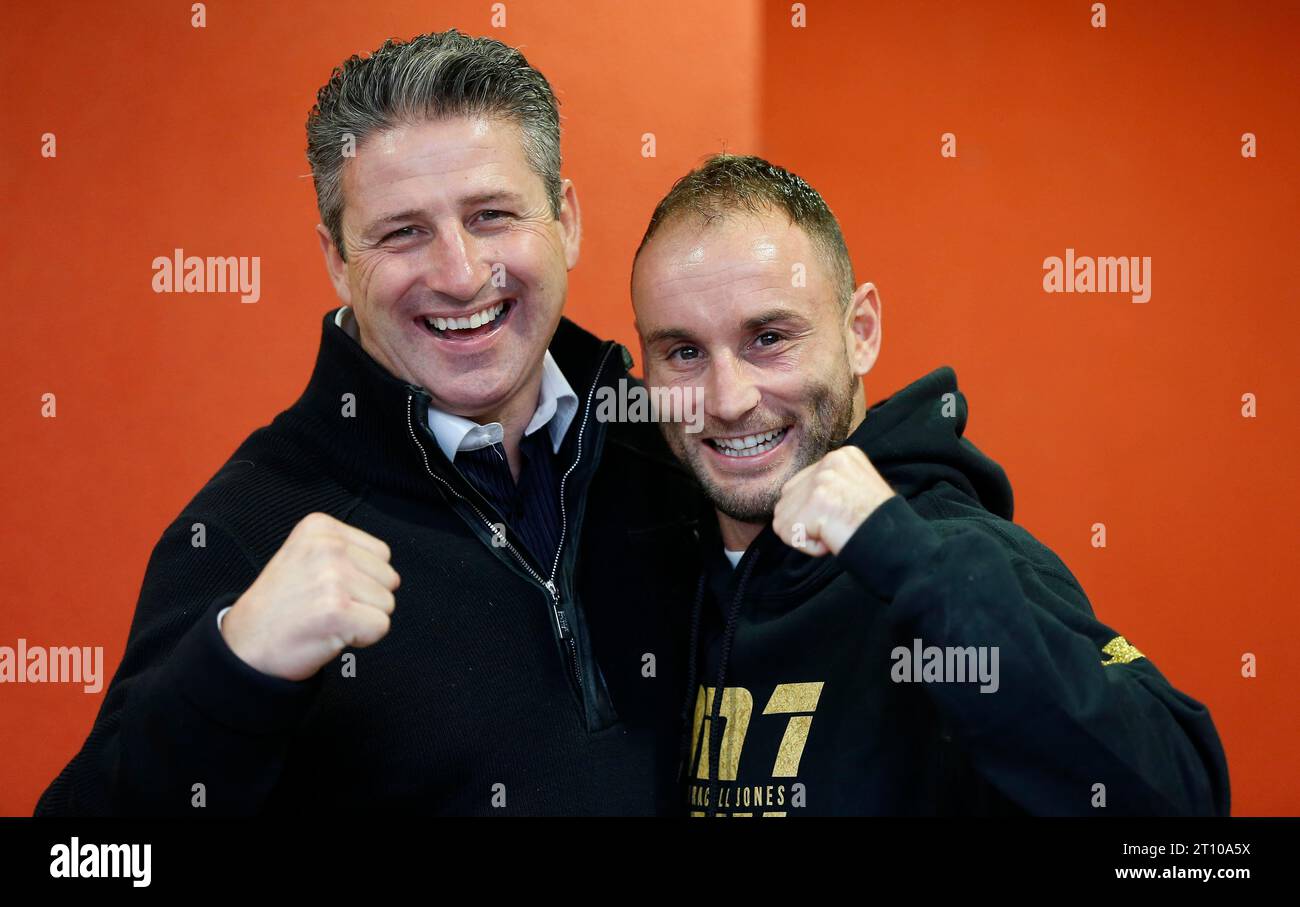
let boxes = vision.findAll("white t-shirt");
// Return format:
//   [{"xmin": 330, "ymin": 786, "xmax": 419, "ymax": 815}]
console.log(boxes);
[{"xmin": 723, "ymin": 549, "xmax": 745, "ymax": 568}]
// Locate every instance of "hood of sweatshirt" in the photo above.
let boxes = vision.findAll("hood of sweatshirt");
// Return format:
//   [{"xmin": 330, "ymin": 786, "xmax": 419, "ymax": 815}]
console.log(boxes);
[{"xmin": 854, "ymin": 365, "xmax": 1012, "ymax": 518}]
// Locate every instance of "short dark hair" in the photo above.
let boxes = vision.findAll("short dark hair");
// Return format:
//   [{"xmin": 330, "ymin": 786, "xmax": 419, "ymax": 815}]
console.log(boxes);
[
  {"xmin": 306, "ymin": 29, "xmax": 562, "ymax": 260},
  {"xmin": 634, "ymin": 154, "xmax": 855, "ymax": 307}
]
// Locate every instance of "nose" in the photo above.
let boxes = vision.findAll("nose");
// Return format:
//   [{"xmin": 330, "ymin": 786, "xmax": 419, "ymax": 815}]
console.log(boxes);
[
  {"xmin": 704, "ymin": 353, "xmax": 762, "ymax": 425},
  {"xmin": 424, "ymin": 221, "xmax": 488, "ymax": 302}
]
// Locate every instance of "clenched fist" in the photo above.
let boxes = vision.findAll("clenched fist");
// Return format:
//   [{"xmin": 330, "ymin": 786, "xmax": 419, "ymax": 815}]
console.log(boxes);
[
  {"xmin": 220, "ymin": 512, "xmax": 400, "ymax": 681},
  {"xmin": 772, "ymin": 446, "xmax": 897, "ymax": 557}
]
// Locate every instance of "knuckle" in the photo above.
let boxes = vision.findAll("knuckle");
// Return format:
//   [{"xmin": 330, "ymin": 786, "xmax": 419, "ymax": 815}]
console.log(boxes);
[
  {"xmin": 298, "ymin": 512, "xmax": 333, "ymax": 533},
  {"xmin": 319, "ymin": 535, "xmax": 347, "ymax": 556},
  {"xmin": 321, "ymin": 605, "xmax": 351, "ymax": 638},
  {"xmin": 321, "ymin": 587, "xmax": 350, "ymax": 612}
]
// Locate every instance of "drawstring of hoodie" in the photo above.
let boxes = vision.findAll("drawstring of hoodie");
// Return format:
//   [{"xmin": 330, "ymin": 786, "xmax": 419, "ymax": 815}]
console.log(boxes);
[
  {"xmin": 676, "ymin": 571, "xmax": 708, "ymax": 788},
  {"xmin": 677, "ymin": 549, "xmax": 760, "ymax": 817}
]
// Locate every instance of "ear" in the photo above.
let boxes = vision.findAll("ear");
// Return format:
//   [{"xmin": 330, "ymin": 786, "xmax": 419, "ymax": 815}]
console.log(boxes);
[
  {"xmin": 557, "ymin": 178, "xmax": 582, "ymax": 270},
  {"xmin": 845, "ymin": 282, "xmax": 881, "ymax": 377},
  {"xmin": 315, "ymin": 224, "xmax": 351, "ymax": 305}
]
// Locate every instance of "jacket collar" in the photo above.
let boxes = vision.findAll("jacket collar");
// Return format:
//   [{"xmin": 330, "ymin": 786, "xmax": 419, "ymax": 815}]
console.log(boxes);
[
  {"xmin": 333, "ymin": 306, "xmax": 580, "ymax": 459},
  {"xmin": 274, "ymin": 307, "xmax": 624, "ymax": 501}
]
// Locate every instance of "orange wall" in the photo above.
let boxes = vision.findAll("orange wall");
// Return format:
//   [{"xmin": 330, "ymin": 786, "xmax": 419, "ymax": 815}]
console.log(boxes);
[
  {"xmin": 2, "ymin": 0, "xmax": 1296, "ymax": 816},
  {"xmin": 756, "ymin": 0, "xmax": 1299, "ymax": 816}
]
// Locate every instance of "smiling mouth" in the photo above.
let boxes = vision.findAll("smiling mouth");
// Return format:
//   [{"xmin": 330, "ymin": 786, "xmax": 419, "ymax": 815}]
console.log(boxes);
[
  {"xmin": 706, "ymin": 426, "xmax": 789, "ymax": 458},
  {"xmin": 416, "ymin": 298, "xmax": 515, "ymax": 340}
]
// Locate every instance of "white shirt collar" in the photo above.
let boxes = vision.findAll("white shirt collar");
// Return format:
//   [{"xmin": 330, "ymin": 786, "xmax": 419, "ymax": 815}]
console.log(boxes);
[{"xmin": 334, "ymin": 306, "xmax": 578, "ymax": 462}]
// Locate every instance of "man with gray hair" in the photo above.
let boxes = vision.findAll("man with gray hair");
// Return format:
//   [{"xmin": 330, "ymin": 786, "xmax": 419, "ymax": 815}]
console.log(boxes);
[{"xmin": 36, "ymin": 30, "xmax": 703, "ymax": 816}]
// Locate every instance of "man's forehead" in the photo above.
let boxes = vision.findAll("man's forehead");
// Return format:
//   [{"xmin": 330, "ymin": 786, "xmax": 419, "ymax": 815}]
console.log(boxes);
[
  {"xmin": 654, "ymin": 209, "xmax": 810, "ymax": 261},
  {"xmin": 638, "ymin": 213, "xmax": 815, "ymax": 292},
  {"xmin": 342, "ymin": 116, "xmax": 526, "ymax": 201},
  {"xmin": 353, "ymin": 118, "xmax": 509, "ymax": 178}
]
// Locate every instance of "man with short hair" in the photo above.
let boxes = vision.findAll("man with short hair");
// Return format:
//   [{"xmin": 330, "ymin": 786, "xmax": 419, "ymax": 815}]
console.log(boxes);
[
  {"xmin": 631, "ymin": 153, "xmax": 1230, "ymax": 816},
  {"xmin": 36, "ymin": 31, "xmax": 701, "ymax": 816}
]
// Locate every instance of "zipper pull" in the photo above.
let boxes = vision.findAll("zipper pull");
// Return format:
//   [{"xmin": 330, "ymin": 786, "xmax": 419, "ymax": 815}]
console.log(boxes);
[{"xmin": 545, "ymin": 580, "xmax": 571, "ymax": 640}]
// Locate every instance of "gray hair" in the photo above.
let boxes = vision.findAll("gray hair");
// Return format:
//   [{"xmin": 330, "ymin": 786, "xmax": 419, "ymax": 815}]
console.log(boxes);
[
  {"xmin": 634, "ymin": 154, "xmax": 855, "ymax": 309},
  {"xmin": 306, "ymin": 29, "xmax": 562, "ymax": 260}
]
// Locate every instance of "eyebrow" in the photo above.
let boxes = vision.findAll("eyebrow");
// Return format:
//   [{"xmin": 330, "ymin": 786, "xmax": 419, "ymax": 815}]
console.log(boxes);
[
  {"xmin": 363, "ymin": 190, "xmax": 528, "ymax": 235},
  {"xmin": 460, "ymin": 190, "xmax": 526, "ymax": 209},
  {"xmin": 365, "ymin": 209, "xmax": 426, "ymax": 234},
  {"xmin": 741, "ymin": 307, "xmax": 810, "ymax": 332},
  {"xmin": 641, "ymin": 326, "xmax": 696, "ymax": 347},
  {"xmin": 642, "ymin": 307, "xmax": 812, "ymax": 348}
]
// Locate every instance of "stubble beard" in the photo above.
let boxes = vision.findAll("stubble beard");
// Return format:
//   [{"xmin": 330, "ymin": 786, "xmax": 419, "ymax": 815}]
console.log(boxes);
[{"xmin": 674, "ymin": 368, "xmax": 859, "ymax": 525}]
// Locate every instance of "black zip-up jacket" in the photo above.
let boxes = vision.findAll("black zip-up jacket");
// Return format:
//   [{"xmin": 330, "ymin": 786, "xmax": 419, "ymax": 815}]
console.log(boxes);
[
  {"xmin": 682, "ymin": 366, "xmax": 1230, "ymax": 816},
  {"xmin": 35, "ymin": 308, "xmax": 703, "ymax": 816}
]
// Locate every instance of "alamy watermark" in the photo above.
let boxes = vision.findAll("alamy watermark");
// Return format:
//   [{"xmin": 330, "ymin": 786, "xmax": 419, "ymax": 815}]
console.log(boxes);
[
  {"xmin": 151, "ymin": 247, "xmax": 261, "ymax": 303},
  {"xmin": 593, "ymin": 378, "xmax": 704, "ymax": 433},
  {"xmin": 49, "ymin": 837, "xmax": 150, "ymax": 887},
  {"xmin": 891, "ymin": 638, "xmax": 1000, "ymax": 693},
  {"xmin": 0, "ymin": 638, "xmax": 103, "ymax": 693},
  {"xmin": 1043, "ymin": 248, "xmax": 1150, "ymax": 304}
]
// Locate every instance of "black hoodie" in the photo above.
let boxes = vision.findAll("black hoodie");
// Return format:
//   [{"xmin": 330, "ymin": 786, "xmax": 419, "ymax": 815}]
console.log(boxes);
[{"xmin": 681, "ymin": 366, "xmax": 1230, "ymax": 816}]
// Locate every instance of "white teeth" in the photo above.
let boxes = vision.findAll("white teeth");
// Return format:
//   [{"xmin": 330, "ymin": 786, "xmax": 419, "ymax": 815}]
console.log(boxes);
[
  {"xmin": 711, "ymin": 428, "xmax": 786, "ymax": 457},
  {"xmin": 424, "ymin": 301, "xmax": 508, "ymax": 333}
]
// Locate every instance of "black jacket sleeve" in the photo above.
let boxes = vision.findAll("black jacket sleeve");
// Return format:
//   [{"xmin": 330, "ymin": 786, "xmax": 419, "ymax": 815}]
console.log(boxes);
[
  {"xmin": 34, "ymin": 516, "xmax": 322, "ymax": 816},
  {"xmin": 836, "ymin": 491, "xmax": 1231, "ymax": 816}
]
